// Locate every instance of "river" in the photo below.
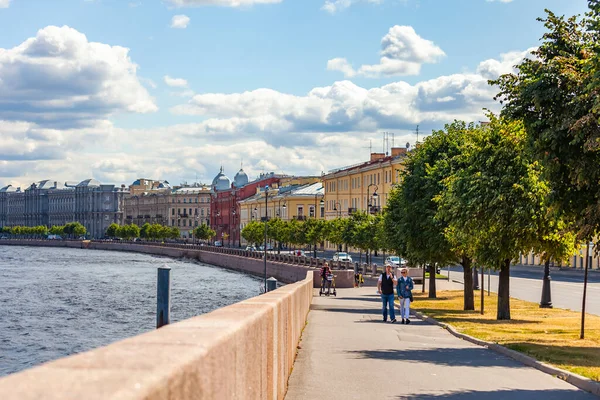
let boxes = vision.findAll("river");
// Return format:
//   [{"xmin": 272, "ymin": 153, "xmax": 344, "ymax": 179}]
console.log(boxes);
[{"xmin": 0, "ymin": 245, "xmax": 263, "ymax": 377}]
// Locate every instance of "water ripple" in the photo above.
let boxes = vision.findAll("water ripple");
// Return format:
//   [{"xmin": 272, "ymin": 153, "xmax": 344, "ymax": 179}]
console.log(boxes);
[{"xmin": 0, "ymin": 245, "xmax": 262, "ymax": 377}]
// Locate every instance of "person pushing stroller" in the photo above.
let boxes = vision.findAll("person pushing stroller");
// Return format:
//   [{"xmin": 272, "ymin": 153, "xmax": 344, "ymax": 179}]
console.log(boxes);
[{"xmin": 320, "ymin": 262, "xmax": 332, "ymax": 295}]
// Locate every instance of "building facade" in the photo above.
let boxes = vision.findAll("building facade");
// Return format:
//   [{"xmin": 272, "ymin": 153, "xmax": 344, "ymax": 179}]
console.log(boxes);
[
  {"xmin": 238, "ymin": 182, "xmax": 325, "ymax": 246},
  {"xmin": 48, "ymin": 185, "xmax": 76, "ymax": 227},
  {"xmin": 0, "ymin": 185, "xmax": 22, "ymax": 227},
  {"xmin": 322, "ymin": 148, "xmax": 408, "ymax": 220},
  {"xmin": 168, "ymin": 185, "xmax": 212, "ymax": 238}
]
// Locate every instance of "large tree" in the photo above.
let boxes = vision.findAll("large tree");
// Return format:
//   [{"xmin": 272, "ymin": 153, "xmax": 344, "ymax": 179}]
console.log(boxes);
[
  {"xmin": 492, "ymin": 2, "xmax": 600, "ymax": 240},
  {"xmin": 386, "ymin": 121, "xmax": 473, "ymax": 301},
  {"xmin": 437, "ymin": 116, "xmax": 549, "ymax": 320},
  {"xmin": 194, "ymin": 224, "xmax": 216, "ymax": 243}
]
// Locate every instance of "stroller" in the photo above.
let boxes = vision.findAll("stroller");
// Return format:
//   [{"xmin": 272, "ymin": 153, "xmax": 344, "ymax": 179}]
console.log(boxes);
[{"xmin": 319, "ymin": 272, "xmax": 337, "ymax": 297}]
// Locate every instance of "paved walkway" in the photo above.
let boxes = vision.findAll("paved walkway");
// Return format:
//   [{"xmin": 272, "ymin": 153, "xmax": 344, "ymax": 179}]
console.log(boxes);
[{"xmin": 285, "ymin": 285, "xmax": 596, "ymax": 400}]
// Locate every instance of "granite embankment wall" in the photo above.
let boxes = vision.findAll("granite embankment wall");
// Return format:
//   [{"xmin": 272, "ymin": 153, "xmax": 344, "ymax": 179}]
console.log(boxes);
[
  {"xmin": 0, "ymin": 240, "xmax": 315, "ymax": 400},
  {"xmin": 0, "ymin": 239, "xmax": 355, "ymax": 287}
]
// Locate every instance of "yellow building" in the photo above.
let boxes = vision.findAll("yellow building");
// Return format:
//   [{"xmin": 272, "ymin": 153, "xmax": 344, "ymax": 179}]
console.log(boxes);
[
  {"xmin": 238, "ymin": 182, "xmax": 324, "ymax": 244},
  {"xmin": 322, "ymin": 148, "xmax": 408, "ymax": 219}
]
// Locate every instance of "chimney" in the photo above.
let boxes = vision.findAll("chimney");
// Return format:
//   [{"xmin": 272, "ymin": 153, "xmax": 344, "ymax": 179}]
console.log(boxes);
[
  {"xmin": 370, "ymin": 153, "xmax": 385, "ymax": 162},
  {"xmin": 391, "ymin": 147, "xmax": 407, "ymax": 157}
]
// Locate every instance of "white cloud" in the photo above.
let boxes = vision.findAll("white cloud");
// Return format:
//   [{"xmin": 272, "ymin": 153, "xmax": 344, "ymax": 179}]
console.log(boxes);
[
  {"xmin": 322, "ymin": 0, "xmax": 381, "ymax": 14},
  {"xmin": 0, "ymin": 25, "xmax": 157, "ymax": 128},
  {"xmin": 1, "ymin": 46, "xmax": 534, "ymax": 190},
  {"xmin": 164, "ymin": 75, "xmax": 188, "ymax": 88},
  {"xmin": 0, "ymin": 0, "xmax": 11, "ymax": 8},
  {"xmin": 170, "ymin": 14, "xmax": 190, "ymax": 29},
  {"xmin": 165, "ymin": 0, "xmax": 282, "ymax": 7},
  {"xmin": 328, "ymin": 26, "xmax": 445, "ymax": 78}
]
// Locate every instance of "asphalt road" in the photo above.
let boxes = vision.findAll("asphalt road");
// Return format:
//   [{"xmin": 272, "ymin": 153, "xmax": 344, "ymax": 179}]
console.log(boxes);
[
  {"xmin": 445, "ymin": 264, "xmax": 600, "ymax": 316},
  {"xmin": 286, "ymin": 286, "xmax": 595, "ymax": 400}
]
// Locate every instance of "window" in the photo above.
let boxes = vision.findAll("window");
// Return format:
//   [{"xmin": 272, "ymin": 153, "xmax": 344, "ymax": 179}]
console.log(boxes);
[
  {"xmin": 189, "ymin": 208, "xmax": 192, "ymax": 215},
  {"xmin": 309, "ymin": 206, "xmax": 315, "ymax": 217},
  {"xmin": 171, "ymin": 209, "xmax": 175, "ymax": 216},
  {"xmin": 183, "ymin": 198, "xmax": 187, "ymax": 203},
  {"xmin": 201, "ymin": 208, "xmax": 204, "ymax": 216},
  {"xmin": 298, "ymin": 206, "xmax": 304, "ymax": 217}
]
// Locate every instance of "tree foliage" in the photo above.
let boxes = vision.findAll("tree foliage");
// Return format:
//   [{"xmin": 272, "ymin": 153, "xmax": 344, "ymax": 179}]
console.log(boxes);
[
  {"xmin": 194, "ymin": 224, "xmax": 216, "ymax": 242},
  {"xmin": 492, "ymin": 2, "xmax": 600, "ymax": 240}
]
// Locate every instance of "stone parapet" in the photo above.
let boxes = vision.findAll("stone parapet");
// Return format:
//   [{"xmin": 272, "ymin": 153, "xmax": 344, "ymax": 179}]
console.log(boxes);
[{"xmin": 0, "ymin": 266, "xmax": 313, "ymax": 400}]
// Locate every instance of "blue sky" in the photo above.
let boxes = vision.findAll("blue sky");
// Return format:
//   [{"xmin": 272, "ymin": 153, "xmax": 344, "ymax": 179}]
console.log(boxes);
[{"xmin": 0, "ymin": 0, "xmax": 590, "ymax": 187}]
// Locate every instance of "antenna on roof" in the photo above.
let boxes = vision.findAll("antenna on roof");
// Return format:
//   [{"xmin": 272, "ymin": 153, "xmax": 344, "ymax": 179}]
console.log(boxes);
[{"xmin": 364, "ymin": 140, "xmax": 373, "ymax": 155}]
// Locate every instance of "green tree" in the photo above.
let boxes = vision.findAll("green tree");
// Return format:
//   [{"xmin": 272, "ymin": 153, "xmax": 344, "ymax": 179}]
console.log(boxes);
[
  {"xmin": 305, "ymin": 218, "xmax": 327, "ymax": 258},
  {"xmin": 49, "ymin": 225, "xmax": 64, "ymax": 236},
  {"xmin": 492, "ymin": 3, "xmax": 600, "ymax": 240},
  {"xmin": 72, "ymin": 222, "xmax": 86, "ymax": 238},
  {"xmin": 267, "ymin": 218, "xmax": 286, "ymax": 253},
  {"xmin": 168, "ymin": 227, "xmax": 180, "ymax": 240},
  {"xmin": 325, "ymin": 218, "xmax": 347, "ymax": 252},
  {"xmin": 241, "ymin": 221, "xmax": 265, "ymax": 247},
  {"xmin": 194, "ymin": 224, "xmax": 216, "ymax": 242},
  {"xmin": 106, "ymin": 223, "xmax": 119, "ymax": 238},
  {"xmin": 437, "ymin": 116, "xmax": 549, "ymax": 320},
  {"xmin": 140, "ymin": 223, "xmax": 151, "ymax": 239}
]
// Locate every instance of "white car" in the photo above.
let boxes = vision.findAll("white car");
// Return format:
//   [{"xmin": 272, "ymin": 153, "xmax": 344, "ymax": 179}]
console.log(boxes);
[
  {"xmin": 385, "ymin": 256, "xmax": 406, "ymax": 267},
  {"xmin": 333, "ymin": 252, "xmax": 353, "ymax": 262}
]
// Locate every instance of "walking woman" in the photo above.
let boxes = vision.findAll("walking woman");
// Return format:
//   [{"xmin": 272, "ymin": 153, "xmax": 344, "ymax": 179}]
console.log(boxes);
[
  {"xmin": 377, "ymin": 263, "xmax": 398, "ymax": 323},
  {"xmin": 397, "ymin": 267, "xmax": 414, "ymax": 324}
]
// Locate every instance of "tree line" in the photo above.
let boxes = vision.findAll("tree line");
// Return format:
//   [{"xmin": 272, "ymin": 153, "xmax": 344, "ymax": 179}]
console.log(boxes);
[
  {"xmin": 241, "ymin": 211, "xmax": 390, "ymax": 260},
  {"xmin": 385, "ymin": 1, "xmax": 600, "ymax": 322},
  {"xmin": 104, "ymin": 222, "xmax": 216, "ymax": 242},
  {"xmin": 1, "ymin": 222, "xmax": 87, "ymax": 238}
]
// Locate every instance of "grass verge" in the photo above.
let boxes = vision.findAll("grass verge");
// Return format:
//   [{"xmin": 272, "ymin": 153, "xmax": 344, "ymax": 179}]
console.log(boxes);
[{"xmin": 413, "ymin": 290, "xmax": 600, "ymax": 381}]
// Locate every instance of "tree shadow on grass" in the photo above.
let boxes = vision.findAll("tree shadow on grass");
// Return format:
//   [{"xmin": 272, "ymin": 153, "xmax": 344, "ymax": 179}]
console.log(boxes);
[
  {"xmin": 346, "ymin": 347, "xmax": 525, "ymax": 368},
  {"xmin": 395, "ymin": 389, "xmax": 595, "ymax": 400},
  {"xmin": 430, "ymin": 316, "xmax": 541, "ymax": 325},
  {"xmin": 505, "ymin": 342, "xmax": 600, "ymax": 369}
]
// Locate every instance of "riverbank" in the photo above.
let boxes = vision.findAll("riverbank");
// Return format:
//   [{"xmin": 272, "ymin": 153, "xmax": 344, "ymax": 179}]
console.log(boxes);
[{"xmin": 0, "ymin": 239, "xmax": 351, "ymax": 286}]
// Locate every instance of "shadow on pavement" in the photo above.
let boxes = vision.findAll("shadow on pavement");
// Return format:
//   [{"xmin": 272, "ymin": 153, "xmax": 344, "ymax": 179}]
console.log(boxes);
[
  {"xmin": 395, "ymin": 389, "xmax": 594, "ymax": 399},
  {"xmin": 310, "ymin": 305, "xmax": 380, "ymax": 315},
  {"xmin": 334, "ymin": 296, "xmax": 384, "ymax": 303},
  {"xmin": 346, "ymin": 347, "xmax": 525, "ymax": 368}
]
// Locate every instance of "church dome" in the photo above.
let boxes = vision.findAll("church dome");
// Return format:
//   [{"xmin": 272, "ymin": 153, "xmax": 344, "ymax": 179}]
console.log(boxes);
[
  {"xmin": 233, "ymin": 168, "xmax": 249, "ymax": 188},
  {"xmin": 212, "ymin": 167, "xmax": 231, "ymax": 191}
]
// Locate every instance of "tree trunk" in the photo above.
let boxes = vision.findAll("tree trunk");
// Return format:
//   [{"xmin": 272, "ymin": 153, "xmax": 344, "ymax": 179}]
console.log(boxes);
[
  {"xmin": 462, "ymin": 256, "xmax": 475, "ymax": 311},
  {"xmin": 428, "ymin": 264, "xmax": 437, "ymax": 298},
  {"xmin": 497, "ymin": 258, "xmax": 511, "ymax": 320}
]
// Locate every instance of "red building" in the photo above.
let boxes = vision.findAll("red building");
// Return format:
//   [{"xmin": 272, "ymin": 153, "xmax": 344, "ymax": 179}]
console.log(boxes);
[{"xmin": 210, "ymin": 168, "xmax": 283, "ymax": 247}]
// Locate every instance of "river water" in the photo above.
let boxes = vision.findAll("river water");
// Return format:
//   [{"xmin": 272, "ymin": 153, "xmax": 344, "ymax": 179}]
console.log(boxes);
[{"xmin": 0, "ymin": 246, "xmax": 263, "ymax": 377}]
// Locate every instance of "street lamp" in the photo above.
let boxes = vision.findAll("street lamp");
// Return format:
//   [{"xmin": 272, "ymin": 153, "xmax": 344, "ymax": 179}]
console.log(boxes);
[
  {"xmin": 333, "ymin": 201, "xmax": 342, "ymax": 218},
  {"xmin": 263, "ymin": 185, "xmax": 270, "ymax": 293},
  {"xmin": 277, "ymin": 197, "xmax": 287, "ymax": 219},
  {"xmin": 367, "ymin": 184, "xmax": 379, "ymax": 214}
]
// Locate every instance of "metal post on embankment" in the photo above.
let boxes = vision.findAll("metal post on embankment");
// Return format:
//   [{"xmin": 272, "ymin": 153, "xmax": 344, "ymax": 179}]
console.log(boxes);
[
  {"xmin": 267, "ymin": 277, "xmax": 277, "ymax": 292},
  {"xmin": 157, "ymin": 265, "xmax": 171, "ymax": 329}
]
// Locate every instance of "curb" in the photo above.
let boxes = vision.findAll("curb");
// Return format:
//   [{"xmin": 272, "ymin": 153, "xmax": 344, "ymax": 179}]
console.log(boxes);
[{"xmin": 413, "ymin": 311, "xmax": 600, "ymax": 397}]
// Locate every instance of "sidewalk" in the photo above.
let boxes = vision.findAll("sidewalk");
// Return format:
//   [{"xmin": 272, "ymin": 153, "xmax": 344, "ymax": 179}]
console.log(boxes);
[{"xmin": 285, "ymin": 285, "xmax": 596, "ymax": 400}]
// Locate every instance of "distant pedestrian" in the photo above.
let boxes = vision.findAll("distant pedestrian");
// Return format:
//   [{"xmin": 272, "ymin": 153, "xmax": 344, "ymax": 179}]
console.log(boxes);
[
  {"xmin": 320, "ymin": 262, "xmax": 332, "ymax": 295},
  {"xmin": 397, "ymin": 267, "xmax": 414, "ymax": 324},
  {"xmin": 377, "ymin": 263, "xmax": 397, "ymax": 323}
]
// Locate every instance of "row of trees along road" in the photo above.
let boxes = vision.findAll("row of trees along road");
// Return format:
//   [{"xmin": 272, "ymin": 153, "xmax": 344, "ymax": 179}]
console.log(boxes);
[
  {"xmin": 385, "ymin": 2, "xmax": 600, "ymax": 323},
  {"xmin": 105, "ymin": 223, "xmax": 216, "ymax": 242},
  {"xmin": 1, "ymin": 222, "xmax": 87, "ymax": 238},
  {"xmin": 241, "ymin": 212, "xmax": 390, "ymax": 260}
]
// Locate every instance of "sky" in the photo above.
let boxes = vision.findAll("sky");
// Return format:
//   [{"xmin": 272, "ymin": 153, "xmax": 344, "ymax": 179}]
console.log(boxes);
[{"xmin": 0, "ymin": 0, "xmax": 590, "ymax": 189}]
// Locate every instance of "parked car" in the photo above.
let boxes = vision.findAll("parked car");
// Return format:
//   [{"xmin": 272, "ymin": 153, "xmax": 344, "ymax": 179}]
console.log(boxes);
[
  {"xmin": 47, "ymin": 234, "xmax": 62, "ymax": 240},
  {"xmin": 333, "ymin": 252, "xmax": 353, "ymax": 262},
  {"xmin": 245, "ymin": 245, "xmax": 257, "ymax": 251},
  {"xmin": 385, "ymin": 256, "xmax": 406, "ymax": 267},
  {"xmin": 0, "ymin": 235, "xmax": 8, "ymax": 240},
  {"xmin": 214, "ymin": 241, "xmax": 223, "ymax": 247},
  {"xmin": 258, "ymin": 243, "xmax": 273, "ymax": 251},
  {"xmin": 426, "ymin": 264, "xmax": 441, "ymax": 275},
  {"xmin": 290, "ymin": 249, "xmax": 306, "ymax": 257}
]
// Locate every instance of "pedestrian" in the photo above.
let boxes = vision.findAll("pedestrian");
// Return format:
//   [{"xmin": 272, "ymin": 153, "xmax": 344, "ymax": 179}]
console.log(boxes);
[
  {"xmin": 397, "ymin": 267, "xmax": 414, "ymax": 324},
  {"xmin": 377, "ymin": 263, "xmax": 397, "ymax": 323},
  {"xmin": 320, "ymin": 262, "xmax": 332, "ymax": 295}
]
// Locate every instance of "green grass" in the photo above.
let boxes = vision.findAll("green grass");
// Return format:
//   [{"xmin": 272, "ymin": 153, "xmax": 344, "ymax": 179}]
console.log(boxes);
[{"xmin": 413, "ymin": 290, "xmax": 600, "ymax": 381}]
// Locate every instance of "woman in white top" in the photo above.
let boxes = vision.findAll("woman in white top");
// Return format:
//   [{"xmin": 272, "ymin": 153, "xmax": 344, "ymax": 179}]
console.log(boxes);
[{"xmin": 396, "ymin": 268, "xmax": 414, "ymax": 324}]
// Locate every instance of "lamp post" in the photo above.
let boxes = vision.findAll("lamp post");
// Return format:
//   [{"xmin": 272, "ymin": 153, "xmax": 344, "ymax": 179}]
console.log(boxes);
[
  {"xmin": 231, "ymin": 208, "xmax": 237, "ymax": 247},
  {"xmin": 333, "ymin": 201, "xmax": 342, "ymax": 218},
  {"xmin": 277, "ymin": 198, "xmax": 287, "ymax": 219},
  {"xmin": 263, "ymin": 185, "xmax": 269, "ymax": 293},
  {"xmin": 367, "ymin": 184, "xmax": 379, "ymax": 214}
]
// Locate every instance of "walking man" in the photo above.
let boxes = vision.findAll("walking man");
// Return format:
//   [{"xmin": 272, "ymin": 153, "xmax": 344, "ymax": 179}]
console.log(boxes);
[{"xmin": 377, "ymin": 263, "xmax": 397, "ymax": 323}]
